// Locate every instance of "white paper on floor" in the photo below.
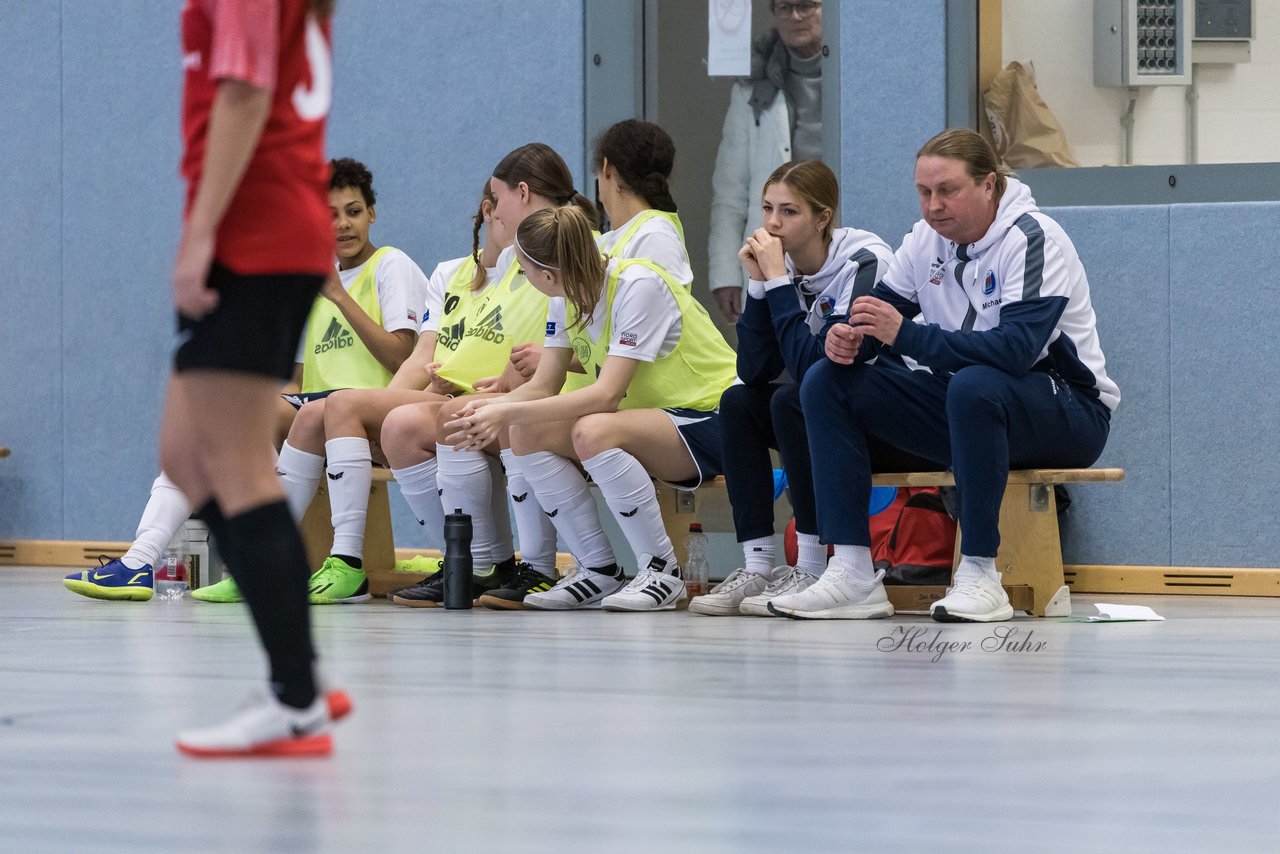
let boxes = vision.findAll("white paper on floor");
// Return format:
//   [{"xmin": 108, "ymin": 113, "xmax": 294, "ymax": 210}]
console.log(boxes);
[{"xmin": 1078, "ymin": 603, "xmax": 1165, "ymax": 622}]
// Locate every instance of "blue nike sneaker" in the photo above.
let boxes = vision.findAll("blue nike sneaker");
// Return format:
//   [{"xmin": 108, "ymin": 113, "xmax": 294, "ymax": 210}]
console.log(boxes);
[{"xmin": 64, "ymin": 556, "xmax": 154, "ymax": 602}]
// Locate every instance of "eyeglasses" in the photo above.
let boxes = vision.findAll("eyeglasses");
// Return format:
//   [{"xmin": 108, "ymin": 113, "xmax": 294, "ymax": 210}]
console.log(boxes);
[{"xmin": 773, "ymin": 1, "xmax": 821, "ymax": 19}]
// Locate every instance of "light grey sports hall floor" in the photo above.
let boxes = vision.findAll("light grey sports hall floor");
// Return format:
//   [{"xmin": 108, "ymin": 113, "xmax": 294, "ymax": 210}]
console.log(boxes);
[{"xmin": 3, "ymin": 566, "xmax": 1278, "ymax": 853}]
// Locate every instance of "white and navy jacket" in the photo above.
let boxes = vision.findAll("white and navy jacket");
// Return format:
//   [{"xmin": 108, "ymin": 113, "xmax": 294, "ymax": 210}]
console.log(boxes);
[
  {"xmin": 835, "ymin": 178, "xmax": 1120, "ymax": 412},
  {"xmin": 738, "ymin": 227, "xmax": 894, "ymax": 384}
]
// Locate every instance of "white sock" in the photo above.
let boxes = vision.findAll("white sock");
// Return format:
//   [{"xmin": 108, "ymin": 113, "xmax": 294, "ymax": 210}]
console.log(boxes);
[
  {"xmin": 796, "ymin": 532, "xmax": 827, "ymax": 577},
  {"xmin": 325, "ymin": 437, "xmax": 372, "ymax": 560},
  {"xmin": 956, "ymin": 555, "xmax": 999, "ymax": 583},
  {"xmin": 742, "ymin": 536, "xmax": 775, "ymax": 575},
  {"xmin": 502, "ymin": 449, "xmax": 558, "ymax": 575},
  {"xmin": 831, "ymin": 544, "xmax": 876, "ymax": 584},
  {"xmin": 277, "ymin": 441, "xmax": 325, "ymax": 522},
  {"xmin": 518, "ymin": 451, "xmax": 616, "ymax": 570},
  {"xmin": 486, "ymin": 454, "xmax": 515, "ymax": 565},
  {"xmin": 391, "ymin": 458, "xmax": 443, "ymax": 543},
  {"xmin": 122, "ymin": 473, "xmax": 192, "ymax": 569},
  {"xmin": 581, "ymin": 448, "xmax": 676, "ymax": 572},
  {"xmin": 435, "ymin": 444, "xmax": 495, "ymax": 567}
]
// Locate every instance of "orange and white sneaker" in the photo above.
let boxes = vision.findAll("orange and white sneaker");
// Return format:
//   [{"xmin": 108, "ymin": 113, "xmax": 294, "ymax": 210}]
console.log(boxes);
[
  {"xmin": 176, "ymin": 690, "xmax": 332, "ymax": 758},
  {"xmin": 325, "ymin": 688, "xmax": 353, "ymax": 722}
]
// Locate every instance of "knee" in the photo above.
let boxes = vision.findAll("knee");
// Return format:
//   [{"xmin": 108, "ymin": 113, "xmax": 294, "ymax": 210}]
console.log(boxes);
[
  {"xmin": 380, "ymin": 406, "xmax": 426, "ymax": 460},
  {"xmin": 570, "ymin": 414, "xmax": 615, "ymax": 459},
  {"xmin": 719, "ymin": 383, "xmax": 753, "ymax": 418},
  {"xmin": 769, "ymin": 382, "xmax": 803, "ymax": 423},
  {"xmin": 287, "ymin": 400, "xmax": 326, "ymax": 446},
  {"xmin": 508, "ymin": 423, "xmax": 537, "ymax": 456},
  {"xmin": 800, "ymin": 360, "xmax": 869, "ymax": 423},
  {"xmin": 322, "ymin": 389, "xmax": 358, "ymax": 428},
  {"xmin": 946, "ymin": 366, "xmax": 1008, "ymax": 419}
]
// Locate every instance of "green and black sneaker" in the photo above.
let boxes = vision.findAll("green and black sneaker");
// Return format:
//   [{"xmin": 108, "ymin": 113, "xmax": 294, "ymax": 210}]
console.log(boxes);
[
  {"xmin": 478, "ymin": 562, "xmax": 558, "ymax": 611},
  {"xmin": 307, "ymin": 556, "xmax": 371, "ymax": 604}
]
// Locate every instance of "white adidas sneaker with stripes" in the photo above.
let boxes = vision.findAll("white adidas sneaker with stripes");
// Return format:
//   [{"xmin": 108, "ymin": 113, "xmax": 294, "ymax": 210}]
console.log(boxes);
[
  {"xmin": 523, "ymin": 563, "xmax": 624, "ymax": 610},
  {"xmin": 601, "ymin": 555, "xmax": 686, "ymax": 612}
]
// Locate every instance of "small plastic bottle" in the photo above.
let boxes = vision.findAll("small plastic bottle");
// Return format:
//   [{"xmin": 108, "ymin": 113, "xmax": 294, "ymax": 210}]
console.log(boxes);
[
  {"xmin": 684, "ymin": 522, "xmax": 710, "ymax": 598},
  {"xmin": 155, "ymin": 538, "xmax": 189, "ymax": 601}
]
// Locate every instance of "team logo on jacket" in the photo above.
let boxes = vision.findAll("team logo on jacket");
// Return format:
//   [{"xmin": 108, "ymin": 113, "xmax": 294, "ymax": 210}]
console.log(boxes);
[
  {"xmin": 816, "ymin": 295, "xmax": 837, "ymax": 319},
  {"xmin": 927, "ymin": 256, "xmax": 945, "ymax": 286},
  {"xmin": 314, "ymin": 317, "xmax": 354, "ymax": 354},
  {"xmin": 982, "ymin": 270, "xmax": 997, "ymax": 296}
]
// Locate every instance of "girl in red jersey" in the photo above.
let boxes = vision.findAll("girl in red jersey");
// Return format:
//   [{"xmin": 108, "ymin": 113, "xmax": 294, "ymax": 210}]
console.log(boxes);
[{"xmin": 164, "ymin": 0, "xmax": 343, "ymax": 758}]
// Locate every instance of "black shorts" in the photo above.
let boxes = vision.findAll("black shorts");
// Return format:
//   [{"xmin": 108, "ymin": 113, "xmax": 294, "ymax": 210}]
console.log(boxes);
[{"xmin": 173, "ymin": 263, "xmax": 324, "ymax": 382}]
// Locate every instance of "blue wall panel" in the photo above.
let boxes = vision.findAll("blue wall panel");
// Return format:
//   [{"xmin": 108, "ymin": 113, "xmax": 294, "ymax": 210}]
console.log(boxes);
[
  {"xmin": 59, "ymin": 1, "xmax": 182, "ymax": 538},
  {"xmin": 1168, "ymin": 203, "xmax": 1280, "ymax": 567},
  {"xmin": 1049, "ymin": 206, "xmax": 1172, "ymax": 566},
  {"xmin": 840, "ymin": 0, "xmax": 947, "ymax": 245},
  {"xmin": 0, "ymin": 1, "xmax": 64, "ymax": 539},
  {"xmin": 328, "ymin": 0, "xmax": 586, "ymax": 309}
]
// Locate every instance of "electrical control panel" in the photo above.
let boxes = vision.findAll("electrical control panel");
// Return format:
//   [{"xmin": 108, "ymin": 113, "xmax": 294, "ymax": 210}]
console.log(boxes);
[{"xmin": 1094, "ymin": 0, "xmax": 1192, "ymax": 87}]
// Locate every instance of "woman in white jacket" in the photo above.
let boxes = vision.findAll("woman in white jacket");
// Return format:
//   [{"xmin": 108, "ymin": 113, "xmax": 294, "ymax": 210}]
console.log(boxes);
[{"xmin": 708, "ymin": 1, "xmax": 825, "ymax": 322}]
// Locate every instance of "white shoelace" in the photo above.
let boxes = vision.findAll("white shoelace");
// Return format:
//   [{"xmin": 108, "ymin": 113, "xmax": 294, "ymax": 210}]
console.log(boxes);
[
  {"xmin": 763, "ymin": 567, "xmax": 808, "ymax": 595},
  {"xmin": 623, "ymin": 568, "xmax": 668, "ymax": 593},
  {"xmin": 712, "ymin": 569, "xmax": 756, "ymax": 594}
]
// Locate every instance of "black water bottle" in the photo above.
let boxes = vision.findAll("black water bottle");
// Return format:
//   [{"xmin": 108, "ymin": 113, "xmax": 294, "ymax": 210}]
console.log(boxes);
[{"xmin": 442, "ymin": 508, "xmax": 473, "ymax": 610}]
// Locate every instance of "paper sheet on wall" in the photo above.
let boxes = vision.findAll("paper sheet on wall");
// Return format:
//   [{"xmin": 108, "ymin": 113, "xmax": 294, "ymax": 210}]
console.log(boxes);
[{"xmin": 708, "ymin": 0, "xmax": 752, "ymax": 77}]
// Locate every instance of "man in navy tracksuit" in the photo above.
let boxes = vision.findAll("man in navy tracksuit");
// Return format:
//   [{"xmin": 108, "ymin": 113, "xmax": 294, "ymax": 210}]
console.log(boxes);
[{"xmin": 774, "ymin": 129, "xmax": 1120, "ymax": 623}]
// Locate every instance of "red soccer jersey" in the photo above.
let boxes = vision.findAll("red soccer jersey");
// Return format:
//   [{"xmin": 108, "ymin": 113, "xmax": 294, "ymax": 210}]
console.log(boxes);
[{"xmin": 180, "ymin": 0, "xmax": 333, "ymax": 276}]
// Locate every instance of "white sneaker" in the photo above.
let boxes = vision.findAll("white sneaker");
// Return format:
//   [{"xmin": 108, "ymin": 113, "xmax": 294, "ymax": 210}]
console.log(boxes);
[
  {"xmin": 524, "ymin": 562, "xmax": 625, "ymax": 610},
  {"xmin": 176, "ymin": 689, "xmax": 331, "ymax": 758},
  {"xmin": 739, "ymin": 566, "xmax": 816, "ymax": 616},
  {"xmin": 689, "ymin": 568, "xmax": 774, "ymax": 616},
  {"xmin": 930, "ymin": 573, "xmax": 1014, "ymax": 622},
  {"xmin": 601, "ymin": 555, "xmax": 686, "ymax": 612},
  {"xmin": 768, "ymin": 565, "xmax": 894, "ymax": 620}
]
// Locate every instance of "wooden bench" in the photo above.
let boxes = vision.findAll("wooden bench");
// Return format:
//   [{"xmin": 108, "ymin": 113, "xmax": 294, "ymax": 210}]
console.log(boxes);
[{"xmin": 655, "ymin": 468, "xmax": 1125, "ymax": 617}]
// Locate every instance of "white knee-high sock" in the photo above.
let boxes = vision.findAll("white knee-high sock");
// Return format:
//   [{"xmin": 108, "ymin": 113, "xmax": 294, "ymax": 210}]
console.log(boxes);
[
  {"xmin": 486, "ymin": 454, "xmax": 515, "ymax": 565},
  {"xmin": 580, "ymin": 448, "xmax": 676, "ymax": 571},
  {"xmin": 796, "ymin": 532, "xmax": 827, "ymax": 577},
  {"xmin": 391, "ymin": 457, "xmax": 443, "ymax": 543},
  {"xmin": 277, "ymin": 441, "xmax": 325, "ymax": 522},
  {"xmin": 325, "ymin": 437, "xmax": 373, "ymax": 560},
  {"xmin": 502, "ymin": 448, "xmax": 558, "ymax": 575},
  {"xmin": 122, "ymin": 473, "xmax": 192, "ymax": 569},
  {"xmin": 518, "ymin": 451, "xmax": 616, "ymax": 570},
  {"xmin": 435, "ymin": 444, "xmax": 495, "ymax": 567}
]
